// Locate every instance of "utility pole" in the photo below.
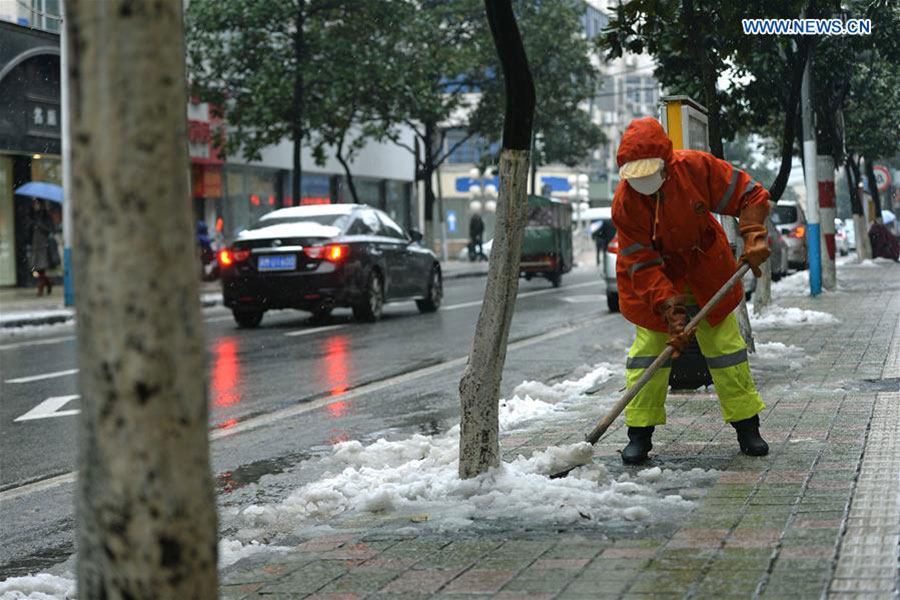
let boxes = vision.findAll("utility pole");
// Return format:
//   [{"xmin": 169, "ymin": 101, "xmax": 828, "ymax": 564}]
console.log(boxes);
[
  {"xmin": 60, "ymin": 0, "xmax": 73, "ymax": 307},
  {"xmin": 800, "ymin": 47, "xmax": 821, "ymax": 296}
]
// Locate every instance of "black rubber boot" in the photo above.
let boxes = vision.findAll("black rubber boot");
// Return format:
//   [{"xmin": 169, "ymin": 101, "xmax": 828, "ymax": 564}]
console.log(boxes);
[
  {"xmin": 622, "ymin": 426, "xmax": 654, "ymax": 464},
  {"xmin": 731, "ymin": 415, "xmax": 769, "ymax": 456}
]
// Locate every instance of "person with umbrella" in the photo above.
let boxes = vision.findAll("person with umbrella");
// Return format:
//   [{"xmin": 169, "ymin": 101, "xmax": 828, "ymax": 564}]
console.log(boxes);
[{"xmin": 27, "ymin": 198, "xmax": 58, "ymax": 295}]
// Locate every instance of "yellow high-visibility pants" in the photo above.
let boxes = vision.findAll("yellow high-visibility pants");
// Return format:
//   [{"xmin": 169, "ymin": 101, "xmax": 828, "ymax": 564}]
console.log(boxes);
[{"xmin": 624, "ymin": 312, "xmax": 766, "ymax": 427}]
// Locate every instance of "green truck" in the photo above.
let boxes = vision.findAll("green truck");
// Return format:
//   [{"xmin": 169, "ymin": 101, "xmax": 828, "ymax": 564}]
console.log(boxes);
[{"xmin": 519, "ymin": 195, "xmax": 574, "ymax": 287}]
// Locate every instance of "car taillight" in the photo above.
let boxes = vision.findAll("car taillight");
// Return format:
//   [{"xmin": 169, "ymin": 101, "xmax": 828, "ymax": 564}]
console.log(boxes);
[
  {"xmin": 325, "ymin": 244, "xmax": 350, "ymax": 262},
  {"xmin": 607, "ymin": 237, "xmax": 619, "ymax": 254},
  {"xmin": 304, "ymin": 244, "xmax": 350, "ymax": 262},
  {"xmin": 218, "ymin": 248, "xmax": 250, "ymax": 267},
  {"xmin": 789, "ymin": 225, "xmax": 806, "ymax": 239}
]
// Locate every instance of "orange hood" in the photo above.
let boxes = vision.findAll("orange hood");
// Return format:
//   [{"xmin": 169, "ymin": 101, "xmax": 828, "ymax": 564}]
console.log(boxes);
[{"xmin": 616, "ymin": 118, "xmax": 673, "ymax": 169}]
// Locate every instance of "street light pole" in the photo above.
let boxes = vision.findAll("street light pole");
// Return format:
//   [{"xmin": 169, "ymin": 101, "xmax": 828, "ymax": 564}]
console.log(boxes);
[{"xmin": 61, "ymin": 0, "xmax": 74, "ymax": 307}]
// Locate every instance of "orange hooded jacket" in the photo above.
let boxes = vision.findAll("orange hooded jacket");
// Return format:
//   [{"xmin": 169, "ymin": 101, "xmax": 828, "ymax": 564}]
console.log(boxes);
[{"xmin": 612, "ymin": 118, "xmax": 770, "ymax": 333}]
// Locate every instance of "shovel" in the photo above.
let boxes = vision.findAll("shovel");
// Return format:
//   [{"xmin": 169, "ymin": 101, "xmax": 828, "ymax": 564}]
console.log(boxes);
[{"xmin": 549, "ymin": 263, "xmax": 751, "ymax": 479}]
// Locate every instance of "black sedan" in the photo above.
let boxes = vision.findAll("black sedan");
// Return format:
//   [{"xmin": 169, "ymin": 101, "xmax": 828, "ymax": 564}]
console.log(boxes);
[{"xmin": 218, "ymin": 204, "xmax": 442, "ymax": 327}]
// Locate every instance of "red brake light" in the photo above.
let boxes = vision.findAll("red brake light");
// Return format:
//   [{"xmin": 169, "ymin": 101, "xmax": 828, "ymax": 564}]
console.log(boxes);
[
  {"xmin": 325, "ymin": 244, "xmax": 350, "ymax": 262},
  {"xmin": 304, "ymin": 244, "xmax": 350, "ymax": 262},
  {"xmin": 218, "ymin": 248, "xmax": 250, "ymax": 267},
  {"xmin": 790, "ymin": 225, "xmax": 806, "ymax": 239}
]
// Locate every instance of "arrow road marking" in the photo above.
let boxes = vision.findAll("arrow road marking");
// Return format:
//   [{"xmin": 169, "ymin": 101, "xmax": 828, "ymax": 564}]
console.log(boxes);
[
  {"xmin": 14, "ymin": 395, "xmax": 80, "ymax": 422},
  {"xmin": 5, "ymin": 368, "xmax": 79, "ymax": 384}
]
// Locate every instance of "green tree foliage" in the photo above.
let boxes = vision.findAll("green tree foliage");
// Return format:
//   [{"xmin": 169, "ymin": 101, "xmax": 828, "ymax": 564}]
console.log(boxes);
[
  {"xmin": 470, "ymin": 0, "xmax": 605, "ymax": 180},
  {"xmin": 600, "ymin": 0, "xmax": 810, "ymax": 202}
]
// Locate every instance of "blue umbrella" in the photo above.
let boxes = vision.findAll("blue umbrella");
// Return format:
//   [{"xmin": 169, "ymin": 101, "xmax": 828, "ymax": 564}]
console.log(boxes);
[{"xmin": 14, "ymin": 181, "xmax": 63, "ymax": 204}]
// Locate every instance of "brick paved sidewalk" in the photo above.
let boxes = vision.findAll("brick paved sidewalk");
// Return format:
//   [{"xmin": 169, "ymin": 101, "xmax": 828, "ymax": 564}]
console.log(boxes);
[{"xmin": 221, "ymin": 261, "xmax": 900, "ymax": 600}]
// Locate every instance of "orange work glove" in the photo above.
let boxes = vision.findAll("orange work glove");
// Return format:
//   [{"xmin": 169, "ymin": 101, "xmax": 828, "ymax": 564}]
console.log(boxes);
[
  {"xmin": 739, "ymin": 203, "xmax": 771, "ymax": 277},
  {"xmin": 658, "ymin": 295, "xmax": 692, "ymax": 357}
]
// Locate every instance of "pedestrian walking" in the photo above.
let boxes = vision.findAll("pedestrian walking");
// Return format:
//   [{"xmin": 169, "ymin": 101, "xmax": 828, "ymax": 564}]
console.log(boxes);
[
  {"xmin": 28, "ymin": 198, "xmax": 58, "ymax": 296},
  {"xmin": 612, "ymin": 118, "xmax": 771, "ymax": 463},
  {"xmin": 469, "ymin": 210, "xmax": 486, "ymax": 261}
]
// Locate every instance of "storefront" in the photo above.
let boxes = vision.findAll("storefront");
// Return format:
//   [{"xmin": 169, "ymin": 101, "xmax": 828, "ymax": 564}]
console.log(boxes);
[{"xmin": 0, "ymin": 21, "xmax": 61, "ymax": 286}]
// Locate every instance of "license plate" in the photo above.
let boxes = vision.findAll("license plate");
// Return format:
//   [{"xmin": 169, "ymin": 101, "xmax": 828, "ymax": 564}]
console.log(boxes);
[{"xmin": 257, "ymin": 254, "xmax": 297, "ymax": 271}]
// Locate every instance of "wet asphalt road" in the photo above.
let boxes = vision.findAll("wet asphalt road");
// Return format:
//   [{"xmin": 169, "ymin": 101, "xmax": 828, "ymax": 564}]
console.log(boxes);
[{"xmin": 0, "ymin": 266, "xmax": 635, "ymax": 577}]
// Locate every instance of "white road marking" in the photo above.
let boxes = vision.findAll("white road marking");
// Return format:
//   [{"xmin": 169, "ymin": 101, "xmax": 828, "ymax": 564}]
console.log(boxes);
[
  {"xmin": 284, "ymin": 324, "xmax": 347, "ymax": 337},
  {"xmin": 5, "ymin": 368, "xmax": 79, "ymax": 384},
  {"xmin": 442, "ymin": 279, "xmax": 601, "ymax": 311},
  {"xmin": 0, "ymin": 471, "xmax": 77, "ymax": 501},
  {"xmin": 14, "ymin": 395, "xmax": 80, "ymax": 422},
  {"xmin": 562, "ymin": 294, "xmax": 606, "ymax": 304},
  {"xmin": 0, "ymin": 335, "xmax": 76, "ymax": 351},
  {"xmin": 203, "ymin": 316, "xmax": 235, "ymax": 323}
]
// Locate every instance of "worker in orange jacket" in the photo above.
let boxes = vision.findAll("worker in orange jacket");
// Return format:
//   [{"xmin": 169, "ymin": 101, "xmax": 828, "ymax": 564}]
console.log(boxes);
[{"xmin": 612, "ymin": 117, "xmax": 771, "ymax": 464}]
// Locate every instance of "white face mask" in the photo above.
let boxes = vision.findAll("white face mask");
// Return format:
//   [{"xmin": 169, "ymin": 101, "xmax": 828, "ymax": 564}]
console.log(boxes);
[{"xmin": 627, "ymin": 170, "xmax": 664, "ymax": 196}]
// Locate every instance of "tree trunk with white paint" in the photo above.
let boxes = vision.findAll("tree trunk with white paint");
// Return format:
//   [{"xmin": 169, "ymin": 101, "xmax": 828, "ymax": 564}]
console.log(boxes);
[
  {"xmin": 67, "ymin": 1, "xmax": 218, "ymax": 597},
  {"xmin": 458, "ymin": 0, "xmax": 535, "ymax": 480},
  {"xmin": 752, "ymin": 240, "xmax": 772, "ymax": 318},
  {"xmin": 459, "ymin": 150, "xmax": 530, "ymax": 478},
  {"xmin": 722, "ymin": 216, "xmax": 755, "ymax": 351}
]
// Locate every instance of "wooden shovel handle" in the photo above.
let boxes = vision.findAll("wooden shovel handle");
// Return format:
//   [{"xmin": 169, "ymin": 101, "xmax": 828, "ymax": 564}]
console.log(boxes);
[{"xmin": 585, "ymin": 263, "xmax": 751, "ymax": 445}]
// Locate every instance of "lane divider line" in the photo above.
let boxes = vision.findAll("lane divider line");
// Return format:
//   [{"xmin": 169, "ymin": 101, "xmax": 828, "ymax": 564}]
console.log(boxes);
[
  {"xmin": 6, "ymin": 369, "xmax": 79, "ymax": 384},
  {"xmin": 0, "ymin": 336, "xmax": 76, "ymax": 351},
  {"xmin": 284, "ymin": 324, "xmax": 347, "ymax": 337}
]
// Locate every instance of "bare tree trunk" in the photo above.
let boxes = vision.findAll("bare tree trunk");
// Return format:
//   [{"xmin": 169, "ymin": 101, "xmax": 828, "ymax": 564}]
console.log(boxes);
[
  {"xmin": 67, "ymin": 1, "xmax": 218, "ymax": 597},
  {"xmin": 848, "ymin": 156, "xmax": 872, "ymax": 260},
  {"xmin": 459, "ymin": 0, "xmax": 535, "ymax": 480},
  {"xmin": 864, "ymin": 156, "xmax": 884, "ymax": 221}
]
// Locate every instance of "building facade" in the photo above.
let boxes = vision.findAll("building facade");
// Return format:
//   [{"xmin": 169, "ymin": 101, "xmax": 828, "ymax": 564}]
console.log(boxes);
[{"xmin": 0, "ymin": 19, "xmax": 62, "ymax": 286}]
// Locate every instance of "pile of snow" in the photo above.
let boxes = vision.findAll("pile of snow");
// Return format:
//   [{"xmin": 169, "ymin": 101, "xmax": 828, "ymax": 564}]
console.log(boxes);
[
  {"xmin": 752, "ymin": 342, "xmax": 810, "ymax": 371},
  {"xmin": 748, "ymin": 304, "xmax": 838, "ymax": 329},
  {"xmin": 237, "ymin": 433, "xmax": 711, "ymax": 531},
  {"xmin": 219, "ymin": 539, "xmax": 290, "ymax": 569},
  {"xmin": 0, "ymin": 573, "xmax": 75, "ymax": 600},
  {"xmin": 230, "ymin": 363, "xmax": 717, "ymax": 534},
  {"xmin": 771, "ymin": 270, "xmax": 811, "ymax": 298}
]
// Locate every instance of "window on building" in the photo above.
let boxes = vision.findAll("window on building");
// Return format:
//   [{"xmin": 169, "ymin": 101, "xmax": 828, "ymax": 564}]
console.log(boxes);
[{"xmin": 626, "ymin": 76, "xmax": 643, "ymax": 105}]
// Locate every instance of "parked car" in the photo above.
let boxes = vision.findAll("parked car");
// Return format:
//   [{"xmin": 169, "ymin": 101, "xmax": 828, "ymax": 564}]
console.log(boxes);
[
  {"xmin": 834, "ymin": 218, "xmax": 849, "ymax": 256},
  {"xmin": 601, "ymin": 229, "xmax": 619, "ymax": 313},
  {"xmin": 771, "ymin": 201, "xmax": 808, "ymax": 269},
  {"xmin": 219, "ymin": 204, "xmax": 442, "ymax": 327},
  {"xmin": 843, "ymin": 218, "xmax": 857, "ymax": 251}
]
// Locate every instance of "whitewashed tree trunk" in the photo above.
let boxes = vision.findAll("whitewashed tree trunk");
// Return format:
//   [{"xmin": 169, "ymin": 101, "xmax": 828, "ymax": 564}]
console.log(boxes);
[
  {"xmin": 853, "ymin": 214, "xmax": 872, "ymax": 261},
  {"xmin": 459, "ymin": 150, "xmax": 530, "ymax": 479},
  {"xmin": 722, "ymin": 216, "xmax": 755, "ymax": 351},
  {"xmin": 753, "ymin": 252, "xmax": 772, "ymax": 318},
  {"xmin": 68, "ymin": 1, "xmax": 218, "ymax": 597},
  {"xmin": 752, "ymin": 212, "xmax": 775, "ymax": 317}
]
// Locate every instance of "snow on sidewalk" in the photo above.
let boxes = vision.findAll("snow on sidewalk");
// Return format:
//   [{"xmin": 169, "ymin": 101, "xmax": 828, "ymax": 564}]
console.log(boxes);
[
  {"xmin": 0, "ymin": 573, "xmax": 75, "ymax": 600},
  {"xmin": 228, "ymin": 362, "xmax": 717, "ymax": 548},
  {"xmin": 748, "ymin": 304, "xmax": 838, "ymax": 329}
]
